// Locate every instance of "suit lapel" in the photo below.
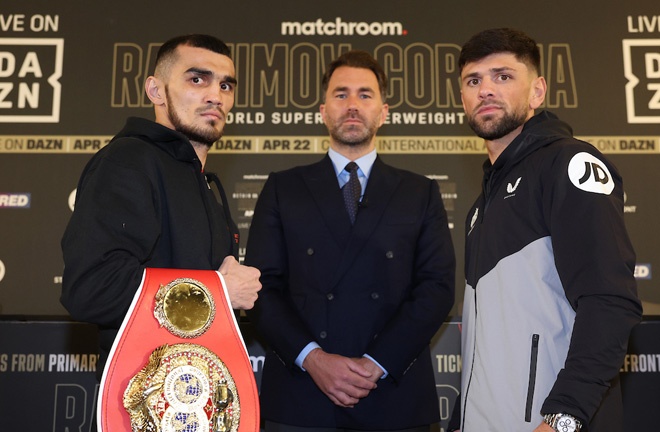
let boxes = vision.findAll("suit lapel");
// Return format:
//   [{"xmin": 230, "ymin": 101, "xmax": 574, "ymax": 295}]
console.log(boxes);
[{"xmin": 302, "ymin": 155, "xmax": 353, "ymax": 248}]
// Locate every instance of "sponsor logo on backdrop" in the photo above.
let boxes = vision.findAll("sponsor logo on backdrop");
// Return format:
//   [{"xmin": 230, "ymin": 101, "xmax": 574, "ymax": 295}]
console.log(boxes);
[
  {"xmin": 623, "ymin": 39, "xmax": 660, "ymax": 123},
  {"xmin": 635, "ymin": 264, "xmax": 652, "ymax": 280},
  {"xmin": 0, "ymin": 193, "xmax": 31, "ymax": 208},
  {"xmin": 0, "ymin": 352, "xmax": 99, "ymax": 372},
  {"xmin": 623, "ymin": 15, "xmax": 660, "ymax": 123},
  {"xmin": 281, "ymin": 18, "xmax": 406, "ymax": 36},
  {"xmin": 620, "ymin": 352, "xmax": 660, "ymax": 373},
  {"xmin": 68, "ymin": 189, "xmax": 76, "ymax": 211},
  {"xmin": 624, "ymin": 191, "xmax": 637, "ymax": 214},
  {"xmin": 0, "ymin": 38, "xmax": 63, "ymax": 123}
]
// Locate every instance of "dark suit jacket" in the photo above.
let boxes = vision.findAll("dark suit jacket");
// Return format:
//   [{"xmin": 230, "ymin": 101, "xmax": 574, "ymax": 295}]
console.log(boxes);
[{"xmin": 245, "ymin": 155, "xmax": 455, "ymax": 429}]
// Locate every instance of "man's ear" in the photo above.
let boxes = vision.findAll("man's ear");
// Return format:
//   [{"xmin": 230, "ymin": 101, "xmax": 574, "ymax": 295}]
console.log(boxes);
[
  {"xmin": 530, "ymin": 76, "xmax": 547, "ymax": 110},
  {"xmin": 319, "ymin": 103, "xmax": 327, "ymax": 125},
  {"xmin": 378, "ymin": 103, "xmax": 389, "ymax": 127},
  {"xmin": 145, "ymin": 76, "xmax": 165, "ymax": 106}
]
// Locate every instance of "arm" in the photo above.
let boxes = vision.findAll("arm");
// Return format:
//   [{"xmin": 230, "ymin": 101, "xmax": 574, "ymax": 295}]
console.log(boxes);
[
  {"xmin": 541, "ymin": 148, "xmax": 642, "ymax": 422},
  {"xmin": 61, "ymin": 154, "xmax": 160, "ymax": 328},
  {"xmin": 244, "ymin": 173, "xmax": 318, "ymax": 363}
]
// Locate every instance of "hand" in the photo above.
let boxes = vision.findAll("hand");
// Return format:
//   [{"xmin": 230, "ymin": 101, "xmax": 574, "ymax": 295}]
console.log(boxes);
[
  {"xmin": 533, "ymin": 422, "xmax": 554, "ymax": 432},
  {"xmin": 218, "ymin": 256, "xmax": 261, "ymax": 310},
  {"xmin": 352, "ymin": 356, "xmax": 384, "ymax": 383},
  {"xmin": 303, "ymin": 349, "xmax": 377, "ymax": 407}
]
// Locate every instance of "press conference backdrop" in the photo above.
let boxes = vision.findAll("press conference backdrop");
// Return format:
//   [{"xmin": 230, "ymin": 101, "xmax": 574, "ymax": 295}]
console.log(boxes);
[{"xmin": 0, "ymin": 0, "xmax": 659, "ymax": 430}]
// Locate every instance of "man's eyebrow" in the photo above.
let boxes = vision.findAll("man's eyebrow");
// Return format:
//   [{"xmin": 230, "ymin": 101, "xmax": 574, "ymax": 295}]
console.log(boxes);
[
  {"xmin": 463, "ymin": 66, "xmax": 516, "ymax": 79},
  {"xmin": 462, "ymin": 71, "xmax": 481, "ymax": 79},
  {"xmin": 224, "ymin": 75, "xmax": 238, "ymax": 85},
  {"xmin": 186, "ymin": 67, "xmax": 213, "ymax": 76},
  {"xmin": 490, "ymin": 66, "xmax": 516, "ymax": 73},
  {"xmin": 331, "ymin": 85, "xmax": 375, "ymax": 93},
  {"xmin": 185, "ymin": 68, "xmax": 238, "ymax": 85}
]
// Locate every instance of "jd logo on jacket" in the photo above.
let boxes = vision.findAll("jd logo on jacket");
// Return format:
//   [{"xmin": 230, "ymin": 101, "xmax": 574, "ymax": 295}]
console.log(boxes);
[{"xmin": 568, "ymin": 152, "xmax": 614, "ymax": 195}]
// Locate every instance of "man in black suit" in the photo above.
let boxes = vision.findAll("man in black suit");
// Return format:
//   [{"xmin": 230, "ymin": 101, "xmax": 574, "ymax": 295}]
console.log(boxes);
[{"xmin": 245, "ymin": 50, "xmax": 456, "ymax": 432}]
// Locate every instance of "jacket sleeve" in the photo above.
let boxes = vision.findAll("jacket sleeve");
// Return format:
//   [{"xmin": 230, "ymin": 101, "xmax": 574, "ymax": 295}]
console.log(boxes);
[
  {"xmin": 363, "ymin": 179, "xmax": 456, "ymax": 380},
  {"xmin": 541, "ymin": 145, "xmax": 642, "ymax": 422},
  {"xmin": 60, "ymin": 152, "xmax": 160, "ymax": 328},
  {"xmin": 244, "ymin": 173, "xmax": 319, "ymax": 367}
]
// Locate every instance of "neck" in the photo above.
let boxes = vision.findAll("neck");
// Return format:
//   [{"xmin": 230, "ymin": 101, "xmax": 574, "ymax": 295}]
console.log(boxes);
[
  {"xmin": 331, "ymin": 140, "xmax": 375, "ymax": 161},
  {"xmin": 191, "ymin": 141, "xmax": 209, "ymax": 169},
  {"xmin": 485, "ymin": 124, "xmax": 524, "ymax": 164}
]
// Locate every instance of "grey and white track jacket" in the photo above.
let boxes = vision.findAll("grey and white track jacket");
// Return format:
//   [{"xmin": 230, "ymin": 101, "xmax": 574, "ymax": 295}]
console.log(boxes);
[{"xmin": 460, "ymin": 111, "xmax": 642, "ymax": 431}]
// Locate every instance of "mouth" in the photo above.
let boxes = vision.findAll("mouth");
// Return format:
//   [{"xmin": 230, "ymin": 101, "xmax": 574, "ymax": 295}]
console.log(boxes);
[
  {"xmin": 475, "ymin": 104, "xmax": 501, "ymax": 116},
  {"xmin": 342, "ymin": 115, "xmax": 364, "ymax": 125},
  {"xmin": 200, "ymin": 109, "xmax": 224, "ymax": 121}
]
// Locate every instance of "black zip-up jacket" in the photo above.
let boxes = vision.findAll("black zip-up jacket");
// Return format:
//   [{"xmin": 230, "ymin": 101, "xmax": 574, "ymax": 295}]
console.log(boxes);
[
  {"xmin": 460, "ymin": 111, "xmax": 642, "ymax": 431},
  {"xmin": 61, "ymin": 117, "xmax": 238, "ymax": 375}
]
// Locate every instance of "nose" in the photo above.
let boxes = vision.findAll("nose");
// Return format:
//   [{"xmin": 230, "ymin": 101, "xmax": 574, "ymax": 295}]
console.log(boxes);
[
  {"xmin": 478, "ymin": 78, "xmax": 495, "ymax": 99},
  {"xmin": 346, "ymin": 94, "xmax": 360, "ymax": 111},
  {"xmin": 206, "ymin": 86, "xmax": 224, "ymax": 106}
]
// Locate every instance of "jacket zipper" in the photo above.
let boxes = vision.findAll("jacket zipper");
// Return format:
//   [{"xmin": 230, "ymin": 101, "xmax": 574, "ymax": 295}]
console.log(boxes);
[{"xmin": 525, "ymin": 333, "xmax": 540, "ymax": 422}]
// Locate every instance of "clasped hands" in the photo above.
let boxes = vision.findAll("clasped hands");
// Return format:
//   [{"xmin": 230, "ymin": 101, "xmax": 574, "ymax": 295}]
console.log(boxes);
[{"xmin": 303, "ymin": 348, "xmax": 384, "ymax": 408}]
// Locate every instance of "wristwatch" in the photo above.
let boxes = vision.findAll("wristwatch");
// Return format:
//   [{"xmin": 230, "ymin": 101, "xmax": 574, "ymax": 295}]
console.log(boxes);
[{"xmin": 543, "ymin": 413, "xmax": 582, "ymax": 432}]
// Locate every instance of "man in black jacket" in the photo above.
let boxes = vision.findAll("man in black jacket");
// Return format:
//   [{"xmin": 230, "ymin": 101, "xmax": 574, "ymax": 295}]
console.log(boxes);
[
  {"xmin": 454, "ymin": 28, "xmax": 642, "ymax": 432},
  {"xmin": 61, "ymin": 34, "xmax": 261, "ymax": 376}
]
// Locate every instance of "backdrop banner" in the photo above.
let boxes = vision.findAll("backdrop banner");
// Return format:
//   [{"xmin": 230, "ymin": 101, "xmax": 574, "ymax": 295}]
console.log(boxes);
[
  {"xmin": 0, "ymin": 0, "xmax": 658, "ymax": 316},
  {"xmin": 0, "ymin": 320, "xmax": 658, "ymax": 431}
]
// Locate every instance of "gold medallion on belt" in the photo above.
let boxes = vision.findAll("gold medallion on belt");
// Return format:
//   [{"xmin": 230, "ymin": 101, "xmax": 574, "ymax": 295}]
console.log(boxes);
[{"xmin": 154, "ymin": 278, "xmax": 216, "ymax": 338}]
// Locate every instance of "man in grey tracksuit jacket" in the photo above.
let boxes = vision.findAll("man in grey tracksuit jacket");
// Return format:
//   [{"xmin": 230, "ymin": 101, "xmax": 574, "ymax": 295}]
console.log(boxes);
[
  {"xmin": 456, "ymin": 28, "xmax": 642, "ymax": 432},
  {"xmin": 461, "ymin": 110, "xmax": 641, "ymax": 431}
]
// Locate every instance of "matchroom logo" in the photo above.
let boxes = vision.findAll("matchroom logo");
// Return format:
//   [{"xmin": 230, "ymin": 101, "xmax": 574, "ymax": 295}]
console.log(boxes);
[
  {"xmin": 0, "ymin": 38, "xmax": 63, "ymax": 123},
  {"xmin": 281, "ymin": 18, "xmax": 405, "ymax": 36},
  {"xmin": 623, "ymin": 39, "xmax": 660, "ymax": 123}
]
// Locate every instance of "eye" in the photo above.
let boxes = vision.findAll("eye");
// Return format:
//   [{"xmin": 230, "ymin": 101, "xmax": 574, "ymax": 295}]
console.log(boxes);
[
  {"xmin": 466, "ymin": 78, "xmax": 480, "ymax": 87},
  {"xmin": 498, "ymin": 74, "xmax": 511, "ymax": 82},
  {"xmin": 191, "ymin": 76, "xmax": 205, "ymax": 85},
  {"xmin": 220, "ymin": 82, "xmax": 234, "ymax": 91}
]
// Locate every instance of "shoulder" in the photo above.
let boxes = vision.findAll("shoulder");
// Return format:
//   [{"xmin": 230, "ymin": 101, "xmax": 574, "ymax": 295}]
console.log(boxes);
[
  {"xmin": 95, "ymin": 135, "xmax": 175, "ymax": 172},
  {"xmin": 537, "ymin": 138, "xmax": 619, "ymax": 174},
  {"xmin": 268, "ymin": 157, "xmax": 332, "ymax": 180},
  {"xmin": 374, "ymin": 157, "xmax": 433, "ymax": 186},
  {"xmin": 532, "ymin": 138, "xmax": 622, "ymax": 196}
]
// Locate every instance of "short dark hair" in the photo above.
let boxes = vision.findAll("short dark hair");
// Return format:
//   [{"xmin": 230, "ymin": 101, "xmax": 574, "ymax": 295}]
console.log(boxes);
[
  {"xmin": 155, "ymin": 34, "xmax": 231, "ymax": 77},
  {"xmin": 321, "ymin": 50, "xmax": 388, "ymax": 101},
  {"xmin": 458, "ymin": 28, "xmax": 541, "ymax": 76}
]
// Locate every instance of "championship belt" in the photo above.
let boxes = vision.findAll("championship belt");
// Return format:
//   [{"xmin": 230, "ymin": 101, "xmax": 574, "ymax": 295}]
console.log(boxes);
[{"xmin": 97, "ymin": 268, "xmax": 259, "ymax": 432}]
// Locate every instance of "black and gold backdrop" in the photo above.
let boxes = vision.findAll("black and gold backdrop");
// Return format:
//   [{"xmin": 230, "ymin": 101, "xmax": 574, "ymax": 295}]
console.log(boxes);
[{"xmin": 0, "ymin": 0, "xmax": 659, "ymax": 430}]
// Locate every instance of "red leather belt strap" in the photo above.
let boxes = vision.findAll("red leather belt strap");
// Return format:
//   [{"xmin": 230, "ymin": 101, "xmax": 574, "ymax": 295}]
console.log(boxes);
[{"xmin": 97, "ymin": 268, "xmax": 259, "ymax": 432}]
